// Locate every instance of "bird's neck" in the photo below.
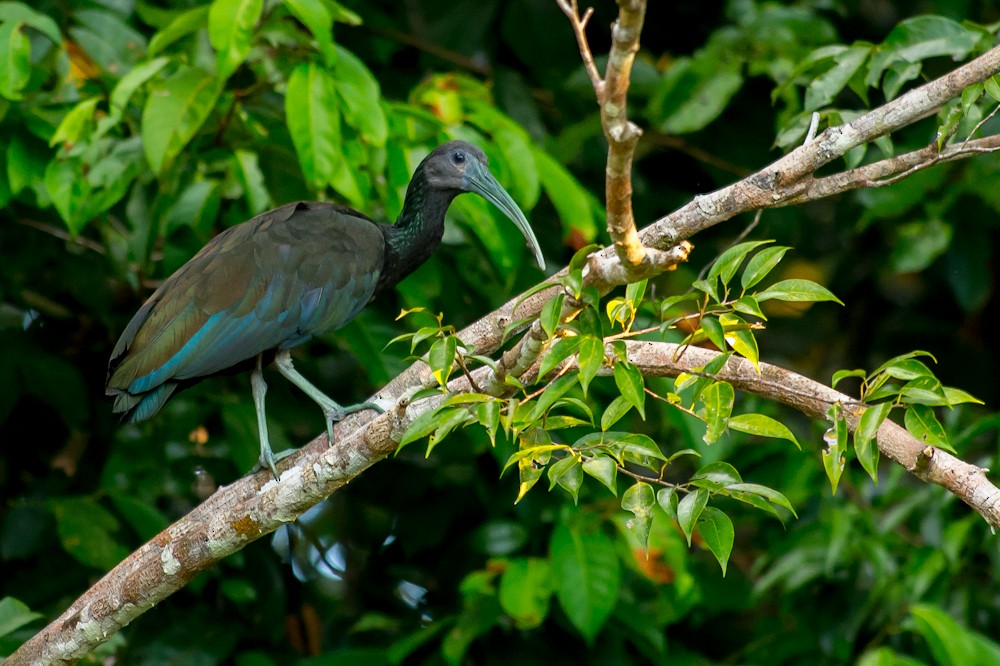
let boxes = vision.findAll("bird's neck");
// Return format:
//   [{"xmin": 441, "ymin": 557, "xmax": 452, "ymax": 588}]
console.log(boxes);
[{"xmin": 376, "ymin": 176, "xmax": 457, "ymax": 292}]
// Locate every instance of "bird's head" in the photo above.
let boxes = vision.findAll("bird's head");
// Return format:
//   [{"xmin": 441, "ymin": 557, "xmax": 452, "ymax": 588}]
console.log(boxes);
[{"xmin": 421, "ymin": 140, "xmax": 546, "ymax": 271}]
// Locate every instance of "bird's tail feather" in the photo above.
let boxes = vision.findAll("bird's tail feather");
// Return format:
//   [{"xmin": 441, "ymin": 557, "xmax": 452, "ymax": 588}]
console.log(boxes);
[{"xmin": 111, "ymin": 383, "xmax": 178, "ymax": 423}]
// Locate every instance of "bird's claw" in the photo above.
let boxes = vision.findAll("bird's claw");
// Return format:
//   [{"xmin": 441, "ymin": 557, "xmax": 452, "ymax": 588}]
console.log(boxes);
[
  {"xmin": 323, "ymin": 401, "xmax": 384, "ymax": 446},
  {"xmin": 255, "ymin": 448, "xmax": 287, "ymax": 481}
]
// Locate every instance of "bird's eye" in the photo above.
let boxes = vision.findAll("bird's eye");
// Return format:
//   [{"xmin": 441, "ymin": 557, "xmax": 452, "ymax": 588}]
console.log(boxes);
[{"xmin": 452, "ymin": 151, "xmax": 466, "ymax": 165}]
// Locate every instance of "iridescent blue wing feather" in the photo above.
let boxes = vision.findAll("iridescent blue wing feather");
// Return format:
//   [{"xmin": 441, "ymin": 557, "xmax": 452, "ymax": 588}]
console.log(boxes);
[{"xmin": 107, "ymin": 202, "xmax": 385, "ymax": 422}]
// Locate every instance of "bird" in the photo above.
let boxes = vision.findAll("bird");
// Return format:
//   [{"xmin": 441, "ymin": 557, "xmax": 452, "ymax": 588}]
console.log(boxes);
[{"xmin": 107, "ymin": 140, "xmax": 545, "ymax": 478}]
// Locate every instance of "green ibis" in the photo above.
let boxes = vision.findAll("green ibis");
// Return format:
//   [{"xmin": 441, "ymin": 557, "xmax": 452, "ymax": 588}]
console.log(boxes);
[{"xmin": 107, "ymin": 140, "xmax": 545, "ymax": 478}]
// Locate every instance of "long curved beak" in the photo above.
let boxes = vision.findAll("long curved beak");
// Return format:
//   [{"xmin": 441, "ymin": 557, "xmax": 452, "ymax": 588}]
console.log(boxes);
[{"xmin": 466, "ymin": 168, "xmax": 546, "ymax": 271}]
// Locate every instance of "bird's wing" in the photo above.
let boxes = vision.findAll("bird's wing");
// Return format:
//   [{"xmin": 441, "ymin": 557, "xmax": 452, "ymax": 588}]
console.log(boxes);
[{"xmin": 107, "ymin": 202, "xmax": 385, "ymax": 397}]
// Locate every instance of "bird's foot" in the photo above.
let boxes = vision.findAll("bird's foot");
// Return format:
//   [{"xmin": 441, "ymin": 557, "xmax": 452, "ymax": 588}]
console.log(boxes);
[
  {"xmin": 253, "ymin": 448, "xmax": 297, "ymax": 480},
  {"xmin": 323, "ymin": 401, "xmax": 386, "ymax": 446}
]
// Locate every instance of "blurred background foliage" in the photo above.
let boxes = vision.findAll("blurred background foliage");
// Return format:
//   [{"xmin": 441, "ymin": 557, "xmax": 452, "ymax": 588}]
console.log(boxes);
[{"xmin": 1, "ymin": 0, "xmax": 1000, "ymax": 664}]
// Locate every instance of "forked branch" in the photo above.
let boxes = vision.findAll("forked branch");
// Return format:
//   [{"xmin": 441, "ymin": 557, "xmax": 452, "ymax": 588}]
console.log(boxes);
[{"xmin": 558, "ymin": 0, "xmax": 661, "ymax": 271}]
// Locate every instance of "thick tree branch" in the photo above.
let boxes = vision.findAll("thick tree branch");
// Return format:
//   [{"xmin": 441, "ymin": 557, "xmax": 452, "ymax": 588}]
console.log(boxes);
[
  {"xmin": 780, "ymin": 133, "xmax": 1000, "ymax": 204},
  {"xmin": 617, "ymin": 341, "xmax": 1000, "ymax": 527},
  {"xmin": 640, "ymin": 45, "xmax": 1000, "ymax": 249}
]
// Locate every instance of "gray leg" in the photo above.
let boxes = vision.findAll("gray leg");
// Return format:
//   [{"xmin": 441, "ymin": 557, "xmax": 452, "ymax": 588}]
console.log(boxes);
[
  {"xmin": 274, "ymin": 349, "xmax": 383, "ymax": 445},
  {"xmin": 251, "ymin": 354, "xmax": 280, "ymax": 479}
]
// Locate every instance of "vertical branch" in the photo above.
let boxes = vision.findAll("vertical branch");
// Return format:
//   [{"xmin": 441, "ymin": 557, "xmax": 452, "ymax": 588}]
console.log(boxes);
[
  {"xmin": 558, "ymin": 0, "xmax": 652, "ymax": 271},
  {"xmin": 602, "ymin": 0, "xmax": 646, "ymax": 267}
]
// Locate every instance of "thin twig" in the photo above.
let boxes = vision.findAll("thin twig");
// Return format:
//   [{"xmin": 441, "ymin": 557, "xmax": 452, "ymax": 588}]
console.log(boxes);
[
  {"xmin": 15, "ymin": 217, "xmax": 106, "ymax": 255},
  {"xmin": 556, "ymin": 0, "xmax": 603, "ymax": 93}
]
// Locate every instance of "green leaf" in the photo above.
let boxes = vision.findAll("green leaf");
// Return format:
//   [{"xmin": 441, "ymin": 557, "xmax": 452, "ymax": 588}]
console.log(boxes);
[
  {"xmin": 547, "ymin": 455, "xmax": 582, "ymax": 503},
  {"xmin": 622, "ymin": 481, "xmax": 655, "ymax": 515},
  {"xmin": 656, "ymin": 487, "xmax": 678, "ymax": 522},
  {"xmin": 108, "ymin": 57, "xmax": 170, "ymax": 119},
  {"xmin": 700, "ymin": 381, "xmax": 734, "ymax": 445},
  {"xmin": 477, "ymin": 400, "xmax": 501, "ymax": 445},
  {"xmin": 44, "ymin": 157, "xmax": 90, "ymax": 234},
  {"xmin": 108, "ymin": 492, "xmax": 170, "ymax": 540},
  {"xmin": 904, "ymin": 404, "xmax": 954, "ymax": 453},
  {"xmin": 527, "ymin": 373, "xmax": 579, "ymax": 423},
  {"xmin": 426, "ymin": 408, "xmax": 475, "ymax": 456},
  {"xmin": 550, "ymin": 519, "xmax": 621, "ymax": 643},
  {"xmin": 234, "ymin": 149, "xmax": 272, "ymax": 215},
  {"xmin": 538, "ymin": 335, "xmax": 585, "ymax": 379},
  {"xmin": 283, "ymin": 0, "xmax": 337, "ymax": 67},
  {"xmin": 804, "ymin": 45, "xmax": 870, "ymax": 111},
  {"xmin": 666, "ymin": 448, "xmax": 701, "ymax": 464},
  {"xmin": 569, "ymin": 244, "xmax": 601, "ymax": 272},
  {"xmin": 755, "ymin": 279, "xmax": 843, "ymax": 305},
  {"xmin": 0, "ymin": 597, "xmax": 42, "ymax": 639},
  {"xmin": 651, "ymin": 57, "xmax": 743, "ymax": 134},
  {"xmin": 900, "ymin": 377, "xmax": 950, "ymax": 406},
  {"xmin": 606, "ymin": 298, "xmax": 632, "ymax": 330},
  {"xmin": 209, "ymin": 0, "xmax": 262, "ymax": 79},
  {"xmin": 49, "ymin": 98, "xmax": 100, "ymax": 148},
  {"xmin": 326, "ymin": 0, "xmax": 361, "ymax": 25},
  {"xmin": 855, "ymin": 401, "xmax": 890, "ymax": 482},
  {"xmin": 0, "ymin": 2, "xmax": 61, "ymax": 43},
  {"xmin": 741, "ymin": 246, "xmax": 790, "ymax": 290},
  {"xmin": 832, "ymin": 368, "xmax": 867, "ymax": 389},
  {"xmin": 428, "ymin": 335, "xmax": 457, "ymax": 386},
  {"xmin": 723, "ymin": 483, "xmax": 797, "ymax": 518},
  {"xmin": 286, "ymin": 62, "xmax": 341, "ymax": 190},
  {"xmin": 539, "ymin": 293, "xmax": 565, "ymax": 338},
  {"xmin": 334, "ymin": 45, "xmax": 388, "ymax": 146},
  {"xmin": 581, "ymin": 455, "xmax": 617, "ymax": 496},
  {"xmin": 574, "ymin": 431, "xmax": 666, "ymax": 463},
  {"xmin": 822, "ymin": 405, "xmax": 849, "ymax": 494},
  {"xmin": 543, "ymin": 414, "xmax": 591, "ymax": 430},
  {"xmin": 708, "ymin": 240, "xmax": 773, "ymax": 288},
  {"xmin": 732, "ymin": 295, "xmax": 766, "ymax": 319},
  {"xmin": 141, "ymin": 66, "xmax": 221, "ymax": 175},
  {"xmin": 577, "ymin": 335, "xmax": 604, "ymax": 397},
  {"xmin": 870, "ymin": 350, "xmax": 937, "ymax": 377},
  {"xmin": 162, "ymin": 178, "xmax": 221, "ymax": 236},
  {"xmin": 0, "ymin": 20, "xmax": 30, "ymax": 100},
  {"xmin": 677, "ymin": 488, "xmax": 708, "ymax": 546},
  {"xmin": 601, "ymin": 395, "xmax": 632, "ymax": 431},
  {"xmin": 613, "ymin": 361, "xmax": 645, "ymax": 419},
  {"xmin": 534, "ymin": 147, "xmax": 599, "ymax": 242},
  {"xmin": 728, "ymin": 413, "xmax": 800, "ymax": 449},
  {"xmin": 399, "ymin": 406, "xmax": 458, "ymax": 449},
  {"xmin": 699, "ymin": 316, "xmax": 726, "ymax": 351},
  {"xmin": 881, "ymin": 359, "xmax": 936, "ymax": 382},
  {"xmin": 909, "ymin": 604, "xmax": 978, "ymax": 666},
  {"xmin": 867, "ymin": 17, "xmax": 981, "ymax": 98},
  {"xmin": 889, "ymin": 218, "xmax": 952, "ymax": 273},
  {"xmin": 720, "ymin": 313, "xmax": 760, "ymax": 372},
  {"xmin": 697, "ymin": 507, "xmax": 734, "ymax": 575},
  {"xmin": 147, "ymin": 6, "xmax": 210, "ymax": 56},
  {"xmin": 442, "ymin": 579, "xmax": 502, "ymax": 666},
  {"xmin": 692, "ymin": 277, "xmax": 720, "ymax": 303},
  {"xmin": 656, "ymin": 486, "xmax": 678, "ymax": 522},
  {"xmin": 503, "ymin": 442, "xmax": 562, "ymax": 472},
  {"xmin": 941, "ymin": 386, "xmax": 983, "ymax": 407},
  {"xmin": 621, "ymin": 482, "xmax": 655, "ymax": 549},
  {"xmin": 50, "ymin": 497, "xmax": 130, "ymax": 570},
  {"xmin": 690, "ymin": 461, "xmax": 742, "ymax": 490},
  {"xmin": 499, "ymin": 558, "xmax": 553, "ymax": 630},
  {"xmin": 509, "ymin": 429, "xmax": 555, "ymax": 480}
]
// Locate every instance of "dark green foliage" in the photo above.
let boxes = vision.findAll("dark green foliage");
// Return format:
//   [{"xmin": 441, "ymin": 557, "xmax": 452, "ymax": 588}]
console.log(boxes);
[{"xmin": 2, "ymin": 0, "xmax": 1000, "ymax": 664}]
